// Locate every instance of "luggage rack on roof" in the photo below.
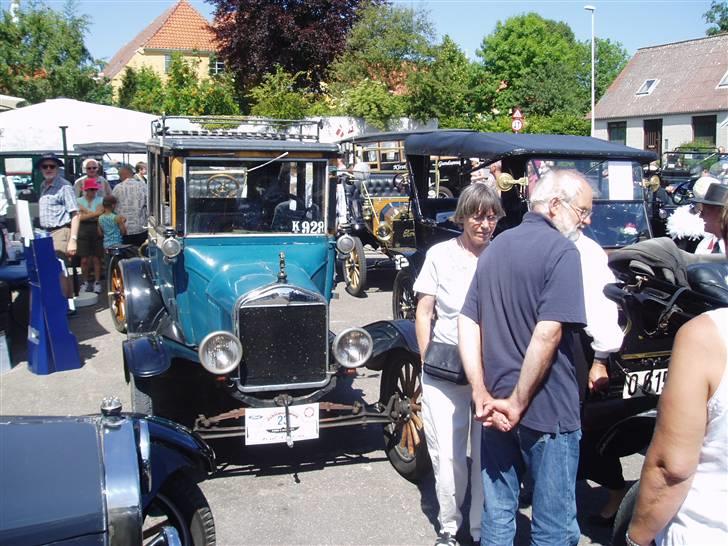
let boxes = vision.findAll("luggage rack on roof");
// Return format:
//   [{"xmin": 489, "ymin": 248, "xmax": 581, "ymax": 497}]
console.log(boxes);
[{"xmin": 151, "ymin": 115, "xmax": 323, "ymax": 142}]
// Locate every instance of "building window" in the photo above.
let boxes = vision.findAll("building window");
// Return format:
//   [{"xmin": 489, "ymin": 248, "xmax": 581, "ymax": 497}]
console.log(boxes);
[
  {"xmin": 164, "ymin": 54, "xmax": 172, "ymax": 74},
  {"xmin": 718, "ymin": 69, "xmax": 728, "ymax": 89},
  {"xmin": 636, "ymin": 79, "xmax": 659, "ymax": 96},
  {"xmin": 608, "ymin": 121, "xmax": 627, "ymax": 144},
  {"xmin": 209, "ymin": 59, "xmax": 225, "ymax": 76},
  {"xmin": 692, "ymin": 115, "xmax": 717, "ymax": 145}
]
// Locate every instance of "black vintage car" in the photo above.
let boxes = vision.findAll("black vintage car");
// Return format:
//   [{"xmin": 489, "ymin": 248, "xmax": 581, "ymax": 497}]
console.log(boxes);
[
  {"xmin": 336, "ymin": 131, "xmax": 473, "ymax": 296},
  {"xmin": 0, "ymin": 398, "xmax": 216, "ymax": 546}
]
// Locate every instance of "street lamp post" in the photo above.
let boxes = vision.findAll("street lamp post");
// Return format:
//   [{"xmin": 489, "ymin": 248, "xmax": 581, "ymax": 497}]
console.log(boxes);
[{"xmin": 584, "ymin": 5, "xmax": 596, "ymax": 137}]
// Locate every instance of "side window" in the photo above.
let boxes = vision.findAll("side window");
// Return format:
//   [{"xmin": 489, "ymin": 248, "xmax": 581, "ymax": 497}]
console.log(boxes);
[{"xmin": 148, "ymin": 152, "xmax": 158, "ymax": 226}]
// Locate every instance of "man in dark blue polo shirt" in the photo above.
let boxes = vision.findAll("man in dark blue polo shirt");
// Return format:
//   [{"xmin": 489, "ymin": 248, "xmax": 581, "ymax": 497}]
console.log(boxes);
[{"xmin": 459, "ymin": 169, "xmax": 592, "ymax": 546}]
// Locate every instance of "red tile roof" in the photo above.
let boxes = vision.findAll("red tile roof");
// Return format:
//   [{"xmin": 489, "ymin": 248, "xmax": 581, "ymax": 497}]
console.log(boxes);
[
  {"xmin": 102, "ymin": 0, "xmax": 217, "ymax": 80},
  {"xmin": 594, "ymin": 34, "xmax": 728, "ymax": 120}
]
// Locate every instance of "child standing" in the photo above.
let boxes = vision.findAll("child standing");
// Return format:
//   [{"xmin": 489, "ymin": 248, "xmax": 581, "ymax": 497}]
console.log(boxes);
[{"xmin": 98, "ymin": 195, "xmax": 127, "ymax": 250}]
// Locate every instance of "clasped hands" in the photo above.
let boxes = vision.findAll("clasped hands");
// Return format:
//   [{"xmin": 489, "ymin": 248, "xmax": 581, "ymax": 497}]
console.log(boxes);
[{"xmin": 472, "ymin": 389, "xmax": 523, "ymax": 432}]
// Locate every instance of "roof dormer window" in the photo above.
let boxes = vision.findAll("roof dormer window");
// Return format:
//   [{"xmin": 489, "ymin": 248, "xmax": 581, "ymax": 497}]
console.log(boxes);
[
  {"xmin": 718, "ymin": 69, "xmax": 728, "ymax": 89},
  {"xmin": 636, "ymin": 79, "xmax": 659, "ymax": 96}
]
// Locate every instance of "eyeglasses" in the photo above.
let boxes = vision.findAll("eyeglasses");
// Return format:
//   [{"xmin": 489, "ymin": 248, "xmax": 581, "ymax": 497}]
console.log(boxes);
[
  {"xmin": 40, "ymin": 164, "xmax": 57, "ymax": 170},
  {"xmin": 563, "ymin": 200, "xmax": 592, "ymax": 221},
  {"xmin": 86, "ymin": 166, "xmax": 99, "ymax": 171}
]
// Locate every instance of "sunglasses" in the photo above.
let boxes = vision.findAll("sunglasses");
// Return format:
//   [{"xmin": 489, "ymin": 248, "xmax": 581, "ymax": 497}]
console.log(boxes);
[
  {"xmin": 86, "ymin": 166, "xmax": 99, "ymax": 170},
  {"xmin": 40, "ymin": 164, "xmax": 58, "ymax": 170}
]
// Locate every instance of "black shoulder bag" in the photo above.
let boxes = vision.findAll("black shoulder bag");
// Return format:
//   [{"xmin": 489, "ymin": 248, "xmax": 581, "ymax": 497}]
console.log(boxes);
[{"xmin": 423, "ymin": 341, "xmax": 468, "ymax": 384}]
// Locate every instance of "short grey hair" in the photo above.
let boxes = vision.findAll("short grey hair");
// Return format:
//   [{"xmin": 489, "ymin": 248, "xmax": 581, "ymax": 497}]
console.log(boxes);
[
  {"xmin": 452, "ymin": 183, "xmax": 504, "ymax": 225},
  {"xmin": 529, "ymin": 169, "xmax": 588, "ymax": 210},
  {"xmin": 82, "ymin": 158, "xmax": 99, "ymax": 169}
]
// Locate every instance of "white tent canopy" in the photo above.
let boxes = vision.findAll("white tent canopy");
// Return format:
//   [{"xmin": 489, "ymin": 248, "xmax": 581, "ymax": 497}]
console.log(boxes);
[{"xmin": 0, "ymin": 98, "xmax": 156, "ymax": 151}]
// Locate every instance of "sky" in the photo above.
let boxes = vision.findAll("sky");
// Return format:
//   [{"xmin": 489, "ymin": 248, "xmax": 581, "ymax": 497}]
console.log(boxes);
[{"xmin": 2, "ymin": 0, "xmax": 718, "ymax": 62}]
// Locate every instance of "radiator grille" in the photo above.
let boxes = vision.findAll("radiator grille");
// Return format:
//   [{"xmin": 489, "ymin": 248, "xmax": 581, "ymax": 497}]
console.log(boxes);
[{"xmin": 237, "ymin": 303, "xmax": 328, "ymax": 390}]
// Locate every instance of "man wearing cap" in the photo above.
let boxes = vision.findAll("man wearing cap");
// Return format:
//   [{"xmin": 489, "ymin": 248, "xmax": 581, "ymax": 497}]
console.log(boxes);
[
  {"xmin": 37, "ymin": 153, "xmax": 80, "ymax": 299},
  {"xmin": 694, "ymin": 181, "xmax": 728, "ymax": 255},
  {"xmin": 112, "ymin": 163, "xmax": 148, "ymax": 247}
]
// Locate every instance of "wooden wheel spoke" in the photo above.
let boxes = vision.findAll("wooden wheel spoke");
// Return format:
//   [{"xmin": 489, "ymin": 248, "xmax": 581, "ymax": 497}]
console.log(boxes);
[{"xmin": 398, "ymin": 422, "xmax": 409, "ymax": 450}]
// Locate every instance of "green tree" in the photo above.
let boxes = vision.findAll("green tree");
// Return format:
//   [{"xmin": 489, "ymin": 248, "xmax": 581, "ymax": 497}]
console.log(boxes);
[
  {"xmin": 477, "ymin": 13, "xmax": 583, "ymax": 115},
  {"xmin": 0, "ymin": 1, "xmax": 111, "ymax": 104},
  {"xmin": 248, "ymin": 66, "xmax": 312, "ymax": 119},
  {"xmin": 405, "ymin": 36, "xmax": 480, "ymax": 127},
  {"xmin": 117, "ymin": 66, "xmax": 138, "ymax": 109},
  {"xmin": 704, "ymin": 0, "xmax": 728, "ymax": 35},
  {"xmin": 576, "ymin": 37, "xmax": 630, "ymax": 102},
  {"xmin": 341, "ymin": 79, "xmax": 404, "ymax": 130},
  {"xmin": 329, "ymin": 4, "xmax": 435, "ymax": 91},
  {"xmin": 127, "ymin": 66, "xmax": 164, "ymax": 113}
]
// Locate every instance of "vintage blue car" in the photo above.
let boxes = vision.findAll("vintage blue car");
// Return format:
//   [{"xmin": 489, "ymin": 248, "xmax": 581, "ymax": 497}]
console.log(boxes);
[{"xmin": 111, "ymin": 117, "xmax": 422, "ymax": 475}]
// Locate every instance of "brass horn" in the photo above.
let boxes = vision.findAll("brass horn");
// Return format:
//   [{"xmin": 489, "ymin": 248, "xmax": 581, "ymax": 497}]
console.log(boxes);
[
  {"xmin": 496, "ymin": 173, "xmax": 529, "ymax": 192},
  {"xmin": 643, "ymin": 175, "xmax": 661, "ymax": 193}
]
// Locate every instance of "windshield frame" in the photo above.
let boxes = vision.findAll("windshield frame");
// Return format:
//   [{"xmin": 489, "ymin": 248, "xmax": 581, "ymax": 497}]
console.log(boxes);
[{"xmin": 183, "ymin": 155, "xmax": 331, "ymax": 238}]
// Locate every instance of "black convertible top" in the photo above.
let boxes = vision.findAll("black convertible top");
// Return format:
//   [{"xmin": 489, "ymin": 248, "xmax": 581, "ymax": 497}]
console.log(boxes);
[
  {"xmin": 404, "ymin": 130, "xmax": 656, "ymax": 164},
  {"xmin": 74, "ymin": 141, "xmax": 147, "ymax": 155}
]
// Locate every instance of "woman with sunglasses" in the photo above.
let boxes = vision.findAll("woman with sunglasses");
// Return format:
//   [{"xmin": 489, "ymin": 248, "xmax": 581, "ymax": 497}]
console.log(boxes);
[
  {"xmin": 73, "ymin": 158, "xmax": 112, "ymax": 198},
  {"xmin": 37, "ymin": 153, "xmax": 80, "ymax": 301}
]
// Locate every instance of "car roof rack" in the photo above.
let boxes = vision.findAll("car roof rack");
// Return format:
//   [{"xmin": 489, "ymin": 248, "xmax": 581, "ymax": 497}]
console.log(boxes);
[{"xmin": 151, "ymin": 116, "xmax": 323, "ymax": 142}]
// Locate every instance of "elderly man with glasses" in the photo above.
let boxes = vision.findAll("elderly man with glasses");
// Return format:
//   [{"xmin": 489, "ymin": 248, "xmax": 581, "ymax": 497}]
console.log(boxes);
[
  {"xmin": 38, "ymin": 153, "xmax": 80, "ymax": 301},
  {"xmin": 73, "ymin": 158, "xmax": 112, "ymax": 198}
]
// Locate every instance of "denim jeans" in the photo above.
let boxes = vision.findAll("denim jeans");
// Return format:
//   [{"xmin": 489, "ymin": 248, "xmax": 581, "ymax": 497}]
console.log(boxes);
[{"xmin": 480, "ymin": 425, "xmax": 581, "ymax": 546}]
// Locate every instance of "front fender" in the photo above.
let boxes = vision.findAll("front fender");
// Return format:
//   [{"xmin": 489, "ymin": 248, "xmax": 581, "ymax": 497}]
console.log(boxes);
[
  {"xmin": 141, "ymin": 416, "xmax": 215, "ymax": 509},
  {"xmin": 123, "ymin": 335, "xmax": 170, "ymax": 378},
  {"xmin": 597, "ymin": 412, "xmax": 656, "ymax": 459},
  {"xmin": 120, "ymin": 257, "xmax": 166, "ymax": 335},
  {"xmin": 363, "ymin": 319, "xmax": 419, "ymax": 371}
]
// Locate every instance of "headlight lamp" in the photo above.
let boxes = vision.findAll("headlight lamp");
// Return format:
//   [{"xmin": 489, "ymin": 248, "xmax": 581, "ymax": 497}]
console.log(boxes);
[
  {"xmin": 332, "ymin": 327, "xmax": 373, "ymax": 369},
  {"xmin": 198, "ymin": 331, "xmax": 242, "ymax": 375},
  {"xmin": 161, "ymin": 236, "xmax": 182, "ymax": 258},
  {"xmin": 336, "ymin": 234, "xmax": 355, "ymax": 255}
]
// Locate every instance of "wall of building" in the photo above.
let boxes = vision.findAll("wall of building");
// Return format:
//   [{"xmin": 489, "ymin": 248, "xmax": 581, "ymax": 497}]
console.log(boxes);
[
  {"xmin": 596, "ymin": 112, "xmax": 728, "ymax": 151},
  {"xmin": 111, "ymin": 50, "xmax": 213, "ymax": 91}
]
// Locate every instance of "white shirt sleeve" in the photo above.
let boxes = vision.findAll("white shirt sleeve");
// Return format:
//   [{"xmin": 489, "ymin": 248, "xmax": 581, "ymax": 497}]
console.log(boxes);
[
  {"xmin": 413, "ymin": 246, "xmax": 439, "ymax": 297},
  {"xmin": 576, "ymin": 235, "xmax": 624, "ymax": 358}
]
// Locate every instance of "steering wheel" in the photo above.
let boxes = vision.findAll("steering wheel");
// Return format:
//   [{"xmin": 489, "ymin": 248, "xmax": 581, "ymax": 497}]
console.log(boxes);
[
  {"xmin": 671, "ymin": 183, "xmax": 692, "ymax": 206},
  {"xmin": 207, "ymin": 173, "xmax": 240, "ymax": 197}
]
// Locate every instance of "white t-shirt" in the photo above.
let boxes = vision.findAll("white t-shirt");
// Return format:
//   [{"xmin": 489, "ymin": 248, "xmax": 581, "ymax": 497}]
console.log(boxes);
[{"xmin": 413, "ymin": 237, "xmax": 479, "ymax": 345}]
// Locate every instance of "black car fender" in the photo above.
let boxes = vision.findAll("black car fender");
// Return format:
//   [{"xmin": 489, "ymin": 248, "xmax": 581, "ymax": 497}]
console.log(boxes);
[
  {"xmin": 363, "ymin": 319, "xmax": 419, "ymax": 371},
  {"xmin": 120, "ymin": 257, "xmax": 167, "ymax": 335},
  {"xmin": 123, "ymin": 335, "xmax": 171, "ymax": 379},
  {"xmin": 596, "ymin": 411, "xmax": 656, "ymax": 459},
  {"xmin": 141, "ymin": 416, "xmax": 215, "ymax": 508}
]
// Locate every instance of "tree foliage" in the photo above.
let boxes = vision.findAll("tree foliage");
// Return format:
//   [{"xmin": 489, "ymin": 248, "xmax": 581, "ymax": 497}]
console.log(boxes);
[
  {"xmin": 329, "ymin": 4, "xmax": 435, "ymax": 90},
  {"xmin": 704, "ymin": 0, "xmax": 728, "ymax": 35},
  {"xmin": 209, "ymin": 0, "xmax": 382, "ymax": 92},
  {"xmin": 340, "ymin": 79, "xmax": 404, "ymax": 130},
  {"xmin": 248, "ymin": 66, "xmax": 312, "ymax": 118},
  {"xmin": 115, "ymin": 55, "xmax": 239, "ymax": 115},
  {"xmin": 0, "ymin": 0, "xmax": 112, "ymax": 104}
]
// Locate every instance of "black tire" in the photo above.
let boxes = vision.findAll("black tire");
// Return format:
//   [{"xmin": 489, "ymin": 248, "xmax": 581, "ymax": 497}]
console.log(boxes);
[
  {"xmin": 343, "ymin": 236, "xmax": 367, "ymax": 297},
  {"xmin": 379, "ymin": 351, "xmax": 431, "ymax": 483},
  {"xmin": 392, "ymin": 268, "xmax": 416, "ymax": 320},
  {"xmin": 437, "ymin": 185, "xmax": 454, "ymax": 198},
  {"xmin": 144, "ymin": 472, "xmax": 216, "ymax": 546},
  {"xmin": 107, "ymin": 255, "xmax": 127, "ymax": 333},
  {"xmin": 130, "ymin": 373, "xmax": 154, "ymax": 415},
  {"xmin": 611, "ymin": 481, "xmax": 640, "ymax": 546}
]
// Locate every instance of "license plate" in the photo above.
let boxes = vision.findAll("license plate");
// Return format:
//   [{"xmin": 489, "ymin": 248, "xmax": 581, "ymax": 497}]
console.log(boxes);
[
  {"xmin": 245, "ymin": 403, "xmax": 319, "ymax": 446},
  {"xmin": 622, "ymin": 369, "xmax": 668, "ymax": 399}
]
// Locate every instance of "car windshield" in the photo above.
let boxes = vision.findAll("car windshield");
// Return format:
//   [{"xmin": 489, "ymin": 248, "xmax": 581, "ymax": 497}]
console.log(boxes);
[
  {"xmin": 186, "ymin": 158, "xmax": 328, "ymax": 235},
  {"xmin": 661, "ymin": 150, "xmax": 718, "ymax": 173},
  {"xmin": 583, "ymin": 201, "xmax": 651, "ymax": 248}
]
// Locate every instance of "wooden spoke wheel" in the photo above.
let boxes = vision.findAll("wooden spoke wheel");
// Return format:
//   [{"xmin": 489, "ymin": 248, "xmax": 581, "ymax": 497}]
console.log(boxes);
[
  {"xmin": 380, "ymin": 351, "xmax": 431, "ymax": 483},
  {"xmin": 107, "ymin": 255, "xmax": 127, "ymax": 333},
  {"xmin": 392, "ymin": 268, "xmax": 416, "ymax": 320},
  {"xmin": 343, "ymin": 236, "xmax": 367, "ymax": 297}
]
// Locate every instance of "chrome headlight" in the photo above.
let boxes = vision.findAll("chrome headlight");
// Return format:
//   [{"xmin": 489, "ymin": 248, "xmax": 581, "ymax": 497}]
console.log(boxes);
[
  {"xmin": 198, "ymin": 331, "xmax": 242, "ymax": 375},
  {"xmin": 336, "ymin": 234, "xmax": 355, "ymax": 255},
  {"xmin": 161, "ymin": 236, "xmax": 182, "ymax": 258},
  {"xmin": 332, "ymin": 327, "xmax": 373, "ymax": 369}
]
